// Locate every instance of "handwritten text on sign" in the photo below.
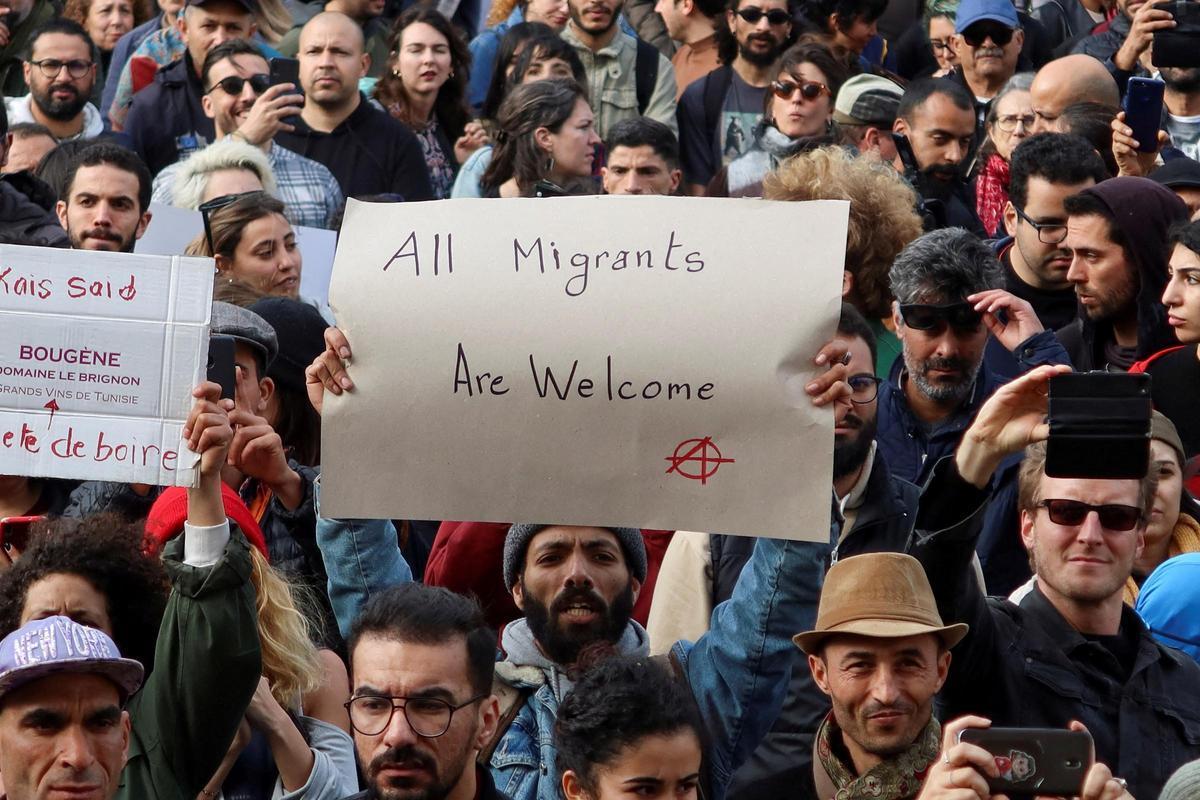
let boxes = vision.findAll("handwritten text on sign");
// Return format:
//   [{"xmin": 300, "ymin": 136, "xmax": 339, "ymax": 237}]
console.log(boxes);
[
  {"xmin": 321, "ymin": 197, "xmax": 848, "ymax": 541},
  {"xmin": 0, "ymin": 245, "xmax": 214, "ymax": 486}
]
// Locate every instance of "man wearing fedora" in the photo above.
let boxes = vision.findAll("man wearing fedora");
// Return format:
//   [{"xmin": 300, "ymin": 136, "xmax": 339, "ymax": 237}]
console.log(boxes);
[
  {"xmin": 907, "ymin": 363, "xmax": 1200, "ymax": 800},
  {"xmin": 795, "ymin": 552, "xmax": 967, "ymax": 800}
]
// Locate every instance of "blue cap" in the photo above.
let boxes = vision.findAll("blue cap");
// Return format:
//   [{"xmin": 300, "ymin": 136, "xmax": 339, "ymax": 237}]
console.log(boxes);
[
  {"xmin": 955, "ymin": 0, "xmax": 1019, "ymax": 32},
  {"xmin": 0, "ymin": 616, "xmax": 144, "ymax": 704}
]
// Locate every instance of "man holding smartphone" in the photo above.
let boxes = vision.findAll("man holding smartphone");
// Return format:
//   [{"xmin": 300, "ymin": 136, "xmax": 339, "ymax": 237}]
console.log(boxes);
[{"xmin": 906, "ymin": 365, "xmax": 1200, "ymax": 800}]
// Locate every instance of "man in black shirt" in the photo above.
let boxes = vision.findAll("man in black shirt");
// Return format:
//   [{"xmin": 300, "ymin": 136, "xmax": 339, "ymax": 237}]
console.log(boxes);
[{"xmin": 275, "ymin": 11, "xmax": 432, "ymax": 201}]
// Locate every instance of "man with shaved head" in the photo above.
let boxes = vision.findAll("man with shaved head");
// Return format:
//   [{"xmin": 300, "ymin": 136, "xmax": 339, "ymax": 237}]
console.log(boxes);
[
  {"xmin": 1030, "ymin": 54, "xmax": 1120, "ymax": 132},
  {"xmin": 275, "ymin": 10, "xmax": 432, "ymax": 200}
]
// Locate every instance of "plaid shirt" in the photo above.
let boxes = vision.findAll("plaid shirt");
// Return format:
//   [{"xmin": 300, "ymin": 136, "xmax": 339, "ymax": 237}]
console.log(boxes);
[{"xmin": 151, "ymin": 141, "xmax": 345, "ymax": 230}]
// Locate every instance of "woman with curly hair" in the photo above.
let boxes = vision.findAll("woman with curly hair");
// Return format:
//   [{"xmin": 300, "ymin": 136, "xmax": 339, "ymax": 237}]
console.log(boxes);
[
  {"xmin": 764, "ymin": 145, "xmax": 924, "ymax": 375},
  {"xmin": 555, "ymin": 656, "xmax": 705, "ymax": 800},
  {"xmin": 373, "ymin": 7, "xmax": 475, "ymax": 199}
]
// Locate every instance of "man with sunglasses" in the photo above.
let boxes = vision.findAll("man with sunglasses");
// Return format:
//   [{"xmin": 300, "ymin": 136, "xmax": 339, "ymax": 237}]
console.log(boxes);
[
  {"xmin": 4, "ymin": 20, "xmax": 102, "ymax": 141},
  {"xmin": 907, "ymin": 363, "xmax": 1200, "ymax": 800},
  {"xmin": 676, "ymin": 0, "xmax": 794, "ymax": 194},
  {"xmin": 945, "ymin": 0, "xmax": 1023, "ymax": 134}
]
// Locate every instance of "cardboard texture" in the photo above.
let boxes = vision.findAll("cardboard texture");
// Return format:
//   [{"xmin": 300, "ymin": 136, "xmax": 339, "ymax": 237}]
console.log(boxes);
[
  {"xmin": 0, "ymin": 245, "xmax": 214, "ymax": 486},
  {"xmin": 321, "ymin": 196, "xmax": 847, "ymax": 541}
]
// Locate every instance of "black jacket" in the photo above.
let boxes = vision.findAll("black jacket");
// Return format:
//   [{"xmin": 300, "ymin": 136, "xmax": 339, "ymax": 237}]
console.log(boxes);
[
  {"xmin": 275, "ymin": 95, "xmax": 434, "ymax": 201},
  {"xmin": 908, "ymin": 457, "xmax": 1200, "ymax": 800},
  {"xmin": 1033, "ymin": 0, "xmax": 1103, "ymax": 55},
  {"xmin": 1071, "ymin": 11, "xmax": 1149, "ymax": 90},
  {"xmin": 713, "ymin": 455, "xmax": 919, "ymax": 800},
  {"xmin": 341, "ymin": 766, "xmax": 510, "ymax": 800},
  {"xmin": 123, "ymin": 55, "xmax": 214, "ymax": 177},
  {"xmin": 0, "ymin": 174, "xmax": 68, "ymax": 247}
]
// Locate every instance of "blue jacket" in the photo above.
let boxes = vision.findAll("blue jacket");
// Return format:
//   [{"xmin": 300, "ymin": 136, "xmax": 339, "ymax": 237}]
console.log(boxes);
[
  {"xmin": 876, "ymin": 330, "xmax": 1072, "ymax": 594},
  {"xmin": 313, "ymin": 480, "xmax": 832, "ymax": 800},
  {"xmin": 1136, "ymin": 553, "xmax": 1200, "ymax": 664},
  {"xmin": 467, "ymin": 6, "xmax": 523, "ymax": 113}
]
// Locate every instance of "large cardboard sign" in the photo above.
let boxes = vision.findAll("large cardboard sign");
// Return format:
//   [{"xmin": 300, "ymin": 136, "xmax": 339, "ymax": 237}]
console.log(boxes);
[
  {"xmin": 0, "ymin": 245, "xmax": 214, "ymax": 486},
  {"xmin": 321, "ymin": 197, "xmax": 848, "ymax": 541}
]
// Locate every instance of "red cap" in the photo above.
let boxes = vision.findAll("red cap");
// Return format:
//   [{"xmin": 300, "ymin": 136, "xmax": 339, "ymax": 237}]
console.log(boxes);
[{"xmin": 145, "ymin": 483, "xmax": 269, "ymax": 560}]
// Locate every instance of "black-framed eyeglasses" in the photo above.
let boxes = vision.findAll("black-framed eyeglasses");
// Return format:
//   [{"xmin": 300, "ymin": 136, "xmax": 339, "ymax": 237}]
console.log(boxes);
[
  {"xmin": 898, "ymin": 302, "xmax": 983, "ymax": 335},
  {"xmin": 206, "ymin": 73, "xmax": 271, "ymax": 96},
  {"xmin": 848, "ymin": 373, "xmax": 882, "ymax": 404},
  {"xmin": 198, "ymin": 191, "xmax": 263, "ymax": 254},
  {"xmin": 29, "ymin": 58, "xmax": 93, "ymax": 78},
  {"xmin": 736, "ymin": 6, "xmax": 792, "ymax": 25},
  {"xmin": 929, "ymin": 37, "xmax": 953, "ymax": 52},
  {"xmin": 1012, "ymin": 205, "xmax": 1068, "ymax": 245},
  {"xmin": 345, "ymin": 693, "xmax": 488, "ymax": 738},
  {"xmin": 1038, "ymin": 499, "xmax": 1141, "ymax": 532},
  {"xmin": 995, "ymin": 113, "xmax": 1034, "ymax": 133},
  {"xmin": 771, "ymin": 79, "xmax": 830, "ymax": 101},
  {"xmin": 961, "ymin": 22, "xmax": 1015, "ymax": 48}
]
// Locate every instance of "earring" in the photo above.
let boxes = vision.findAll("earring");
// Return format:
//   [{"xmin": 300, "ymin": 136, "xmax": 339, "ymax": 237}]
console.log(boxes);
[{"xmin": 393, "ymin": 67, "xmax": 401, "ymax": 78}]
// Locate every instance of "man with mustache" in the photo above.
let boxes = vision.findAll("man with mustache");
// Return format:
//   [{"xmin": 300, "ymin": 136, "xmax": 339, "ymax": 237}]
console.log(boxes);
[
  {"xmin": 55, "ymin": 141, "xmax": 153, "ymax": 251},
  {"xmin": 342, "ymin": 583, "xmax": 510, "ymax": 800},
  {"xmin": 677, "ymin": 0, "xmax": 794, "ymax": 194},
  {"xmin": 560, "ymin": 0, "xmax": 678, "ymax": 140},
  {"xmin": 878, "ymin": 227, "xmax": 1071, "ymax": 593},
  {"xmin": 1162, "ymin": 64, "xmax": 1200, "ymax": 162},
  {"xmin": 892, "ymin": 79, "xmax": 984, "ymax": 234},
  {"xmin": 3, "ymin": 19, "xmax": 103, "ymax": 141},
  {"xmin": 944, "ymin": 0, "xmax": 1023, "ymax": 134}
]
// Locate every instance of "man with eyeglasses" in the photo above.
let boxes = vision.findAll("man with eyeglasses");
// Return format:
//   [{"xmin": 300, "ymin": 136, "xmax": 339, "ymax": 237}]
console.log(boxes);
[
  {"xmin": 1058, "ymin": 176, "xmax": 1189, "ymax": 372},
  {"xmin": 4, "ymin": 19, "xmax": 103, "ymax": 141},
  {"xmin": 676, "ymin": 0, "xmax": 794, "ymax": 195},
  {"xmin": 150, "ymin": 39, "xmax": 344, "ymax": 228},
  {"xmin": 906, "ymin": 363, "xmax": 1200, "ymax": 800},
  {"xmin": 879, "ymin": 227, "xmax": 1071, "ymax": 593},
  {"xmin": 943, "ymin": 0, "xmax": 1023, "ymax": 134}
]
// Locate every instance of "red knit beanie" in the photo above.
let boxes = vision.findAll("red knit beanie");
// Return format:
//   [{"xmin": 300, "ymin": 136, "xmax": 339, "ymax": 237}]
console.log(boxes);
[{"xmin": 145, "ymin": 482, "xmax": 269, "ymax": 560}]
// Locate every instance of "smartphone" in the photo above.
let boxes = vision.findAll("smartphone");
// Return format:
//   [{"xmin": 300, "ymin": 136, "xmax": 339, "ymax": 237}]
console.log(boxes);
[
  {"xmin": 207, "ymin": 335, "xmax": 237, "ymax": 400},
  {"xmin": 959, "ymin": 728, "xmax": 1092, "ymax": 797},
  {"xmin": 1122, "ymin": 77, "xmax": 1165, "ymax": 154},
  {"xmin": 269, "ymin": 56, "xmax": 301, "ymax": 93},
  {"xmin": 0, "ymin": 515, "xmax": 45, "ymax": 555},
  {"xmin": 1153, "ymin": 2, "xmax": 1200, "ymax": 68},
  {"xmin": 1046, "ymin": 372, "xmax": 1151, "ymax": 480}
]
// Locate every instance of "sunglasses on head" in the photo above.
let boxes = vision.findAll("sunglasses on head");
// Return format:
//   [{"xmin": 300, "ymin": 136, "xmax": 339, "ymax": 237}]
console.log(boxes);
[
  {"xmin": 898, "ymin": 302, "xmax": 982, "ymax": 334},
  {"xmin": 961, "ymin": 22, "xmax": 1014, "ymax": 47},
  {"xmin": 771, "ymin": 79, "xmax": 830, "ymax": 101},
  {"xmin": 736, "ymin": 6, "xmax": 792, "ymax": 25},
  {"xmin": 1039, "ymin": 499, "xmax": 1141, "ymax": 532},
  {"xmin": 207, "ymin": 73, "xmax": 271, "ymax": 96}
]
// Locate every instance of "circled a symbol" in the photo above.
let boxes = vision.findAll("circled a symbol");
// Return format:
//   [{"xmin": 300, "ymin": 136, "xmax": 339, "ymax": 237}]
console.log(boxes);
[{"xmin": 665, "ymin": 436, "xmax": 735, "ymax": 485}]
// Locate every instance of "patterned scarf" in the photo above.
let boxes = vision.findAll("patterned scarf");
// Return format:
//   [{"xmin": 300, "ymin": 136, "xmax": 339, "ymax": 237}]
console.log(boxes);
[
  {"xmin": 975, "ymin": 153, "xmax": 1011, "ymax": 238},
  {"xmin": 815, "ymin": 713, "xmax": 940, "ymax": 800}
]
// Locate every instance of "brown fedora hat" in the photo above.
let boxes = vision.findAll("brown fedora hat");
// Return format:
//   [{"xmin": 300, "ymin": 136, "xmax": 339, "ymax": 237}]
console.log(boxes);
[{"xmin": 793, "ymin": 552, "xmax": 969, "ymax": 654}]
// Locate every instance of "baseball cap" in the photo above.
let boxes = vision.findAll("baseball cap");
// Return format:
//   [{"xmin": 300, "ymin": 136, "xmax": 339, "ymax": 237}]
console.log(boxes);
[
  {"xmin": 955, "ymin": 0, "xmax": 1019, "ymax": 32},
  {"xmin": 186, "ymin": 0, "xmax": 258, "ymax": 13},
  {"xmin": 834, "ymin": 74, "xmax": 904, "ymax": 127},
  {"xmin": 0, "ymin": 616, "xmax": 144, "ymax": 705},
  {"xmin": 212, "ymin": 301, "xmax": 279, "ymax": 370}
]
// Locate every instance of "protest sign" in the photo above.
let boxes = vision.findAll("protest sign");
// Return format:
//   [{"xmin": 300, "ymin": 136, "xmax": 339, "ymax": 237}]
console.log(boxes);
[
  {"xmin": 0, "ymin": 245, "xmax": 213, "ymax": 486},
  {"xmin": 321, "ymin": 196, "xmax": 847, "ymax": 541}
]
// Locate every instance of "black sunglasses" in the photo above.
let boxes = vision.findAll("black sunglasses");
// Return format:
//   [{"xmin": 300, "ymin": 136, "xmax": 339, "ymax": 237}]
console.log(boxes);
[
  {"xmin": 898, "ymin": 302, "xmax": 982, "ymax": 334},
  {"xmin": 1039, "ymin": 499, "xmax": 1141, "ymax": 532},
  {"xmin": 961, "ymin": 23, "xmax": 1014, "ymax": 47},
  {"xmin": 736, "ymin": 6, "xmax": 792, "ymax": 25},
  {"xmin": 207, "ymin": 73, "xmax": 271, "ymax": 96},
  {"xmin": 198, "ymin": 191, "xmax": 266, "ymax": 254},
  {"xmin": 771, "ymin": 79, "xmax": 830, "ymax": 101}
]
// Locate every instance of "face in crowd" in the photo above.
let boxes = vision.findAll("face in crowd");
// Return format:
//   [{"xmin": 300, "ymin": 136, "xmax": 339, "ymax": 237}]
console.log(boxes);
[
  {"xmin": 1003, "ymin": 174, "xmax": 1098, "ymax": 291},
  {"xmin": 1163, "ymin": 240, "xmax": 1200, "ymax": 346},
  {"xmin": 25, "ymin": 31, "xmax": 96, "ymax": 123},
  {"xmin": 987, "ymin": 88, "xmax": 1031, "ymax": 163},
  {"xmin": 833, "ymin": 334, "xmax": 878, "ymax": 482},
  {"xmin": 85, "ymin": 0, "xmax": 136, "ymax": 52},
  {"xmin": 1065, "ymin": 213, "xmax": 1138, "ymax": 325},
  {"xmin": 768, "ymin": 60, "xmax": 834, "ymax": 140},
  {"xmin": 601, "ymin": 144, "xmax": 681, "ymax": 195},
  {"xmin": 927, "ymin": 14, "xmax": 957, "ymax": 74},
  {"xmin": 299, "ymin": 13, "xmax": 370, "ymax": 111},
  {"xmin": 893, "ymin": 93, "xmax": 975, "ymax": 191},
  {"xmin": 951, "ymin": 20, "xmax": 1021, "ymax": 86},
  {"xmin": 217, "ymin": 212, "xmax": 303, "ymax": 299},
  {"xmin": 201, "ymin": 51, "xmax": 270, "ymax": 134},
  {"xmin": 525, "ymin": 0, "xmax": 570, "ymax": 29},
  {"xmin": 392, "ymin": 22, "xmax": 452, "ymax": 101},
  {"xmin": 727, "ymin": 0, "xmax": 792, "ymax": 67},
  {"xmin": 1140, "ymin": 438, "xmax": 1184, "ymax": 575},
  {"xmin": 512, "ymin": 526, "xmax": 640, "ymax": 666},
  {"xmin": 2, "ymin": 131, "xmax": 57, "ymax": 174},
  {"xmin": 894, "ymin": 294, "xmax": 988, "ymax": 408},
  {"xmin": 567, "ymin": 0, "xmax": 623, "ymax": 38},
  {"xmin": 56, "ymin": 163, "xmax": 151, "ymax": 252},
  {"xmin": 535, "ymin": 98, "xmax": 602, "ymax": 183},
  {"xmin": 178, "ymin": 0, "xmax": 256, "ymax": 77}
]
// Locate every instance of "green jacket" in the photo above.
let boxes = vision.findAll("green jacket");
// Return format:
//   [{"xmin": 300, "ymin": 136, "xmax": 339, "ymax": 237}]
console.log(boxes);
[
  {"xmin": 116, "ymin": 530, "xmax": 263, "ymax": 800},
  {"xmin": 0, "ymin": 0, "xmax": 58, "ymax": 98}
]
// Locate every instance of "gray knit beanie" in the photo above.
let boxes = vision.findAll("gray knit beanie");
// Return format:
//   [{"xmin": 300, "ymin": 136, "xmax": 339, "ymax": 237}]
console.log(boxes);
[
  {"xmin": 1161, "ymin": 759, "xmax": 1200, "ymax": 800},
  {"xmin": 503, "ymin": 524, "xmax": 647, "ymax": 590}
]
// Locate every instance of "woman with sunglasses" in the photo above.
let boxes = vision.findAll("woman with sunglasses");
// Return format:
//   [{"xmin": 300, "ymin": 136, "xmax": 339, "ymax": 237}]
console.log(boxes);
[
  {"xmin": 707, "ymin": 42, "xmax": 847, "ymax": 197},
  {"xmin": 480, "ymin": 78, "xmax": 600, "ymax": 197},
  {"xmin": 372, "ymin": 7, "xmax": 473, "ymax": 200},
  {"xmin": 187, "ymin": 191, "xmax": 303, "ymax": 299},
  {"xmin": 974, "ymin": 72, "xmax": 1033, "ymax": 237}
]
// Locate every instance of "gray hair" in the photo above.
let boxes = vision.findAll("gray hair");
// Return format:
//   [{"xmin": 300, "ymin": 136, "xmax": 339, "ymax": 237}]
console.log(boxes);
[
  {"xmin": 985, "ymin": 72, "xmax": 1034, "ymax": 128},
  {"xmin": 888, "ymin": 228, "xmax": 1003, "ymax": 305},
  {"xmin": 171, "ymin": 139, "xmax": 277, "ymax": 210}
]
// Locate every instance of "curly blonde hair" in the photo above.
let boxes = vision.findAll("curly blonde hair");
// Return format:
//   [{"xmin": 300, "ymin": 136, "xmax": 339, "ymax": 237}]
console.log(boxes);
[
  {"xmin": 250, "ymin": 547, "xmax": 324, "ymax": 708},
  {"xmin": 763, "ymin": 146, "xmax": 923, "ymax": 320}
]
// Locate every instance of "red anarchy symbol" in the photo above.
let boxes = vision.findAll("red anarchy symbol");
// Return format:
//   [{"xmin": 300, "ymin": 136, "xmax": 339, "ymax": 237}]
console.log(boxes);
[{"xmin": 665, "ymin": 436, "xmax": 735, "ymax": 485}]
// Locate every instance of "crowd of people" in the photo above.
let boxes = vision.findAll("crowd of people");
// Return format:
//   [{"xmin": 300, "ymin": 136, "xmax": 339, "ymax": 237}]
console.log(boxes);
[{"xmin": 2, "ymin": 0, "xmax": 1200, "ymax": 795}]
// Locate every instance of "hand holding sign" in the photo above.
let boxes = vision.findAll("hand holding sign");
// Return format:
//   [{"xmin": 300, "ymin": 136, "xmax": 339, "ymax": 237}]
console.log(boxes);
[
  {"xmin": 184, "ymin": 382, "xmax": 235, "ymax": 528},
  {"xmin": 305, "ymin": 327, "xmax": 354, "ymax": 416}
]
